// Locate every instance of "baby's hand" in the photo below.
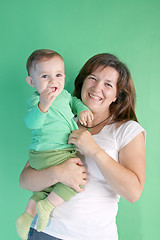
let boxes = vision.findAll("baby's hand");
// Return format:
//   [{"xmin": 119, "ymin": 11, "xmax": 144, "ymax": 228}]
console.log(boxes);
[
  {"xmin": 79, "ymin": 110, "xmax": 94, "ymax": 127},
  {"xmin": 38, "ymin": 87, "xmax": 57, "ymax": 113}
]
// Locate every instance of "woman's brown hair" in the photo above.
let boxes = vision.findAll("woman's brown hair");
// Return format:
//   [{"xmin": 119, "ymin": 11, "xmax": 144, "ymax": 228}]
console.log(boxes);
[{"xmin": 73, "ymin": 53, "xmax": 138, "ymax": 123}]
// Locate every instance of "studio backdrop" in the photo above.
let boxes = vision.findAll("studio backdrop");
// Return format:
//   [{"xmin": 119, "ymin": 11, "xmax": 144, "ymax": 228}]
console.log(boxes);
[{"xmin": 0, "ymin": 0, "xmax": 159, "ymax": 239}]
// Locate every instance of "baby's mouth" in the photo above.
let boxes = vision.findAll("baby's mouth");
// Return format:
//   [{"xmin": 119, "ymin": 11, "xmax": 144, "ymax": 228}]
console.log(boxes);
[{"xmin": 50, "ymin": 87, "xmax": 58, "ymax": 92}]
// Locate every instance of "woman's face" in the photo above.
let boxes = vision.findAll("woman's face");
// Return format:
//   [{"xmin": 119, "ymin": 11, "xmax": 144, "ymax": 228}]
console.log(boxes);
[{"xmin": 81, "ymin": 66, "xmax": 119, "ymax": 116}]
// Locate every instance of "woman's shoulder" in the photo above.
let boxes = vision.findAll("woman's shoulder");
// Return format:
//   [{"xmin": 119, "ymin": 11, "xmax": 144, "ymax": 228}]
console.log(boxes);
[
  {"xmin": 115, "ymin": 120, "xmax": 146, "ymax": 150},
  {"xmin": 116, "ymin": 120, "xmax": 144, "ymax": 130},
  {"xmin": 115, "ymin": 120, "xmax": 145, "ymax": 136}
]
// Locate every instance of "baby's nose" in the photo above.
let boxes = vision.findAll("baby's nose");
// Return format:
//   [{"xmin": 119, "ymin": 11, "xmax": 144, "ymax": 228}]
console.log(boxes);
[{"xmin": 49, "ymin": 78, "xmax": 56, "ymax": 84}]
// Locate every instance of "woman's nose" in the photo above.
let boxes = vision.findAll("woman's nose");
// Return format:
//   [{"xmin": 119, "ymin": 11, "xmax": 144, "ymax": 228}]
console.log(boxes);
[{"xmin": 93, "ymin": 81, "xmax": 102, "ymax": 92}]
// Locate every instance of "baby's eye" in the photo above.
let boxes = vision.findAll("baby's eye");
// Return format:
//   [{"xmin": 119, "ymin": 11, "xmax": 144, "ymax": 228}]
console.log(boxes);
[
  {"xmin": 56, "ymin": 73, "xmax": 62, "ymax": 77},
  {"xmin": 42, "ymin": 75, "xmax": 48, "ymax": 78}
]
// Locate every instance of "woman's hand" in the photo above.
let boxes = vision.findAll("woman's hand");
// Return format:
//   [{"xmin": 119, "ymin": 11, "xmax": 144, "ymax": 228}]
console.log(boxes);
[
  {"xmin": 19, "ymin": 158, "xmax": 87, "ymax": 193},
  {"xmin": 68, "ymin": 129, "xmax": 100, "ymax": 157},
  {"xmin": 54, "ymin": 158, "xmax": 87, "ymax": 192},
  {"xmin": 69, "ymin": 129, "xmax": 146, "ymax": 203}
]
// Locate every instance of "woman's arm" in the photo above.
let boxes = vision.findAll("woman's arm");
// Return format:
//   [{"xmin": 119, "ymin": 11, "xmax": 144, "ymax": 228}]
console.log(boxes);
[
  {"xmin": 68, "ymin": 129, "xmax": 146, "ymax": 203},
  {"xmin": 19, "ymin": 158, "xmax": 87, "ymax": 192}
]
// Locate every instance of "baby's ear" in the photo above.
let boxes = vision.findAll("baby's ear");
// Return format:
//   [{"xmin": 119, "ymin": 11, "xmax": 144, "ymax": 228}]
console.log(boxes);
[{"xmin": 26, "ymin": 76, "xmax": 35, "ymax": 88}]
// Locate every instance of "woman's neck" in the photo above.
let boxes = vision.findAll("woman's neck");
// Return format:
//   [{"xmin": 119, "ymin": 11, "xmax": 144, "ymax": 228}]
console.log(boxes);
[
  {"xmin": 91, "ymin": 112, "xmax": 110, "ymax": 127},
  {"xmin": 78, "ymin": 112, "xmax": 111, "ymax": 135}
]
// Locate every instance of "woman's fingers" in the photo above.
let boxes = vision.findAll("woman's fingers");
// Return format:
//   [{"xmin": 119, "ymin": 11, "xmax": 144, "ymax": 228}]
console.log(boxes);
[
  {"xmin": 82, "ymin": 172, "xmax": 88, "ymax": 180},
  {"xmin": 68, "ymin": 129, "xmax": 90, "ymax": 147},
  {"xmin": 73, "ymin": 179, "xmax": 87, "ymax": 193},
  {"xmin": 72, "ymin": 156, "xmax": 83, "ymax": 166},
  {"xmin": 74, "ymin": 185, "xmax": 84, "ymax": 192},
  {"xmin": 55, "ymin": 157, "xmax": 87, "ymax": 192},
  {"xmin": 69, "ymin": 129, "xmax": 100, "ymax": 157}
]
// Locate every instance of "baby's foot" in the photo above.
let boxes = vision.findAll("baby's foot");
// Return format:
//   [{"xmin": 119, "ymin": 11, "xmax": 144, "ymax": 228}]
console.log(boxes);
[
  {"xmin": 36, "ymin": 198, "xmax": 54, "ymax": 232},
  {"xmin": 16, "ymin": 212, "xmax": 33, "ymax": 240}
]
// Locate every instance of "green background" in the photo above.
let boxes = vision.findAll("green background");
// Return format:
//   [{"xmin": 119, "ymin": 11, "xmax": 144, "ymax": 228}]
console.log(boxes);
[{"xmin": 1, "ymin": 0, "xmax": 159, "ymax": 239}]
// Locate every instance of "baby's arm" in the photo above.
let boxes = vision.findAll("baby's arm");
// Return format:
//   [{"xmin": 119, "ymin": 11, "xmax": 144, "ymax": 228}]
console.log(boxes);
[
  {"xmin": 25, "ymin": 86, "xmax": 59, "ymax": 129},
  {"xmin": 25, "ymin": 94, "xmax": 47, "ymax": 129},
  {"xmin": 38, "ymin": 86, "xmax": 57, "ymax": 113},
  {"xmin": 70, "ymin": 95, "xmax": 93, "ymax": 126}
]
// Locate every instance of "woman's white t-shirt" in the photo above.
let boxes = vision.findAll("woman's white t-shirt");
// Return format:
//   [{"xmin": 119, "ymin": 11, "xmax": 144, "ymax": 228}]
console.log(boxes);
[{"xmin": 31, "ymin": 120, "xmax": 146, "ymax": 240}]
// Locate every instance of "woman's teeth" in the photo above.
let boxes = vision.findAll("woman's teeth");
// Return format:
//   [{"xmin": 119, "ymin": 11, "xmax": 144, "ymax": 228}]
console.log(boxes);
[{"xmin": 89, "ymin": 93, "xmax": 102, "ymax": 100}]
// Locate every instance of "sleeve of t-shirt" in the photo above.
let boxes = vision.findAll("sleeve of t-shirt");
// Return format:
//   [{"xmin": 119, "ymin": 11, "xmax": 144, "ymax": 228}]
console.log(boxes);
[
  {"xmin": 116, "ymin": 120, "xmax": 146, "ymax": 150},
  {"xmin": 24, "ymin": 93, "xmax": 48, "ymax": 129},
  {"xmin": 66, "ymin": 91, "xmax": 89, "ymax": 117}
]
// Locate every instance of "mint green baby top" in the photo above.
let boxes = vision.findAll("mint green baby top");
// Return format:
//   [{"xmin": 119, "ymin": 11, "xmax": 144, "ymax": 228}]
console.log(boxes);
[{"xmin": 25, "ymin": 89, "xmax": 89, "ymax": 151}]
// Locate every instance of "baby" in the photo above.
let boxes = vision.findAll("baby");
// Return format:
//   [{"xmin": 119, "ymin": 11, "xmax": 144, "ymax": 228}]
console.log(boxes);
[{"xmin": 16, "ymin": 49, "xmax": 93, "ymax": 240}]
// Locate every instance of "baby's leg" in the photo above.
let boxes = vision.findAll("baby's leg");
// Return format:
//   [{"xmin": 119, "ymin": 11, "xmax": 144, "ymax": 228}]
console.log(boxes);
[
  {"xmin": 16, "ymin": 198, "xmax": 37, "ymax": 240},
  {"xmin": 36, "ymin": 192, "xmax": 65, "ymax": 232}
]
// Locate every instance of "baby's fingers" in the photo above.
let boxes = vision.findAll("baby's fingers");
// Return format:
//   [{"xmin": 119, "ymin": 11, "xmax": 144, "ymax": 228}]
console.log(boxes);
[
  {"xmin": 86, "ymin": 113, "xmax": 94, "ymax": 126},
  {"xmin": 90, "ymin": 112, "xmax": 94, "ymax": 121},
  {"xmin": 79, "ymin": 115, "xmax": 87, "ymax": 126}
]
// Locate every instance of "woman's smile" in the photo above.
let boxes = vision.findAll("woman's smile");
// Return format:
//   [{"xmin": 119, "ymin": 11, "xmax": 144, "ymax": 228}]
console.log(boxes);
[
  {"xmin": 88, "ymin": 92, "xmax": 103, "ymax": 101},
  {"xmin": 81, "ymin": 66, "xmax": 118, "ymax": 115}
]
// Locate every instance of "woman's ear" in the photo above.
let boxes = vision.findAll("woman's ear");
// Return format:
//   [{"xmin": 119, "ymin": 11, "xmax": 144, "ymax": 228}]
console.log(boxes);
[
  {"xmin": 26, "ymin": 76, "xmax": 35, "ymax": 88},
  {"xmin": 112, "ymin": 96, "xmax": 117, "ymax": 103}
]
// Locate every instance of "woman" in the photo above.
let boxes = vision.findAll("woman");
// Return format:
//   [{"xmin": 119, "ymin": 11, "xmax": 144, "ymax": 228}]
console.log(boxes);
[{"xmin": 19, "ymin": 53, "xmax": 146, "ymax": 240}]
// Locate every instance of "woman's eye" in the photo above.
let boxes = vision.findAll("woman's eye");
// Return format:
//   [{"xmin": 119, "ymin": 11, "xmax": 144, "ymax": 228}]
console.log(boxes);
[
  {"xmin": 105, "ymin": 83, "xmax": 112, "ymax": 88},
  {"xmin": 89, "ymin": 76, "xmax": 96, "ymax": 81}
]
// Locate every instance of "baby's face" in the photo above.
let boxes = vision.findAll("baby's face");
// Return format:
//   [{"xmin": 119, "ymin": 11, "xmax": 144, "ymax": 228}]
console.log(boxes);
[{"xmin": 30, "ymin": 56, "xmax": 65, "ymax": 95}]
